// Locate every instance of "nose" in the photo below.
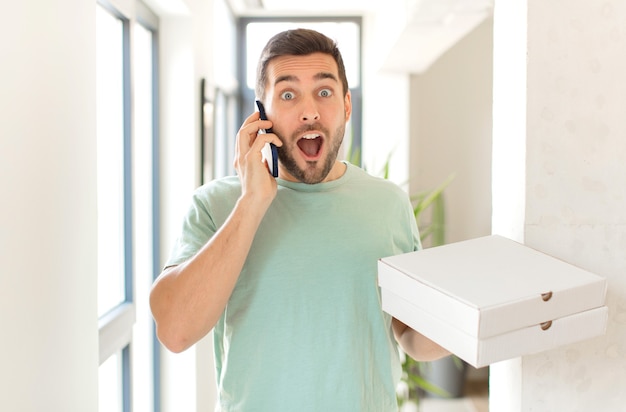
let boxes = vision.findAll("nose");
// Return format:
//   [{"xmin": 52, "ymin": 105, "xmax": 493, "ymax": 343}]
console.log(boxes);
[{"xmin": 300, "ymin": 99, "xmax": 320, "ymax": 122}]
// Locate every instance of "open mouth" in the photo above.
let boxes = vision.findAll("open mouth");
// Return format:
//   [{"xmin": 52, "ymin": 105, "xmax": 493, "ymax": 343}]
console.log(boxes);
[{"xmin": 296, "ymin": 133, "xmax": 323, "ymax": 159}]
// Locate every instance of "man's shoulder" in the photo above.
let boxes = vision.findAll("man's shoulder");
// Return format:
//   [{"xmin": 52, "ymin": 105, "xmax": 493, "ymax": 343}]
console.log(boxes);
[
  {"xmin": 194, "ymin": 175, "xmax": 241, "ymax": 199},
  {"xmin": 346, "ymin": 163, "xmax": 407, "ymax": 195}
]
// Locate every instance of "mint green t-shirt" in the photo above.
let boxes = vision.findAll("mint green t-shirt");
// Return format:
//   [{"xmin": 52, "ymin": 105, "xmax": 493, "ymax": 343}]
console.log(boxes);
[{"xmin": 166, "ymin": 163, "xmax": 421, "ymax": 412}]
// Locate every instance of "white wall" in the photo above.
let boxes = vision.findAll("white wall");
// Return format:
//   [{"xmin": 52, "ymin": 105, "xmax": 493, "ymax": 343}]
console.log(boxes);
[
  {"xmin": 0, "ymin": 1, "xmax": 99, "ymax": 411},
  {"xmin": 408, "ymin": 18, "xmax": 493, "ymax": 245},
  {"xmin": 492, "ymin": 0, "xmax": 626, "ymax": 410}
]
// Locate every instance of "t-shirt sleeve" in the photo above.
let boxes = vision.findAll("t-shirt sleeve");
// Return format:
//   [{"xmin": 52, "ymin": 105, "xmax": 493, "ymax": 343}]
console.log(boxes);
[{"xmin": 164, "ymin": 191, "xmax": 217, "ymax": 268}]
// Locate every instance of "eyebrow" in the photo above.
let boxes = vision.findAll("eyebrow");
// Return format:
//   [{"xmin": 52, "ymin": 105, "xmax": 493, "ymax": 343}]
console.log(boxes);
[{"xmin": 274, "ymin": 72, "xmax": 339, "ymax": 87}]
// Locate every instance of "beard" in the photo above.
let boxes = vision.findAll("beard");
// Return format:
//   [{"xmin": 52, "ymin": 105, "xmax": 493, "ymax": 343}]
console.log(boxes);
[{"xmin": 277, "ymin": 122, "xmax": 345, "ymax": 184}]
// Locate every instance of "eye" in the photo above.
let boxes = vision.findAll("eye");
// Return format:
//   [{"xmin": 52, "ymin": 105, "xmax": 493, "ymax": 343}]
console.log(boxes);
[
  {"xmin": 319, "ymin": 88, "xmax": 332, "ymax": 98},
  {"xmin": 280, "ymin": 91, "xmax": 295, "ymax": 100}
]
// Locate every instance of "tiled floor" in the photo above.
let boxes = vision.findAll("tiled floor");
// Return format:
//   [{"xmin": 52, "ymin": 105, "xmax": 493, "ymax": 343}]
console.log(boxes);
[
  {"xmin": 420, "ymin": 398, "xmax": 479, "ymax": 412},
  {"xmin": 421, "ymin": 379, "xmax": 489, "ymax": 412}
]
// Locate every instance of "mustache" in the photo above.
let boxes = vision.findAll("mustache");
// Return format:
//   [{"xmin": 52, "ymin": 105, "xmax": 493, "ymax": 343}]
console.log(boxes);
[{"xmin": 292, "ymin": 123, "xmax": 327, "ymax": 138}]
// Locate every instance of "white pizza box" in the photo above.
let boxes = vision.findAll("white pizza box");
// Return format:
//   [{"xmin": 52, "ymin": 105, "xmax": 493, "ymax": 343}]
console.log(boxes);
[{"xmin": 378, "ymin": 235, "xmax": 608, "ymax": 368}]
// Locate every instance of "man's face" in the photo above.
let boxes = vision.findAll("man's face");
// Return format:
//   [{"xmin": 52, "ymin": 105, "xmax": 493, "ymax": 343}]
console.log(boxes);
[{"xmin": 263, "ymin": 52, "xmax": 352, "ymax": 184}]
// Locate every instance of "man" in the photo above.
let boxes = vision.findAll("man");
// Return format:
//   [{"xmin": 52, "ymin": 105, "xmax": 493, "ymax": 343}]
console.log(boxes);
[{"xmin": 150, "ymin": 28, "xmax": 449, "ymax": 411}]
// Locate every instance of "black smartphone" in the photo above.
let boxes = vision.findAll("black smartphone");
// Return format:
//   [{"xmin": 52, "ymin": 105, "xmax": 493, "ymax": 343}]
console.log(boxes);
[{"xmin": 255, "ymin": 100, "xmax": 279, "ymax": 178}]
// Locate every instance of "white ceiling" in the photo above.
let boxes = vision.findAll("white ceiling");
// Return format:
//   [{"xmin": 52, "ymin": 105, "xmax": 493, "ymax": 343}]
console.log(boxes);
[
  {"xmin": 228, "ymin": 0, "xmax": 493, "ymax": 73},
  {"xmin": 230, "ymin": 0, "xmax": 382, "ymax": 15}
]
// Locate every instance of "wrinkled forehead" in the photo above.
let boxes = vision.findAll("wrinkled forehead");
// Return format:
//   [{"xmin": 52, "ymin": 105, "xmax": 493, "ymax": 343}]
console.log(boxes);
[{"xmin": 265, "ymin": 53, "xmax": 340, "ymax": 89}]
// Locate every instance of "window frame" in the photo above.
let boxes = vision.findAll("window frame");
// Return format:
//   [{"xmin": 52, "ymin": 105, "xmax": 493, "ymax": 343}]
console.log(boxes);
[
  {"xmin": 96, "ymin": 4, "xmax": 133, "ymax": 411},
  {"xmin": 96, "ymin": 1, "xmax": 161, "ymax": 411}
]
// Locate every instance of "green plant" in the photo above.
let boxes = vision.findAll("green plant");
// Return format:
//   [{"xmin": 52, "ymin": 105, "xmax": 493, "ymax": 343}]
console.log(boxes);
[
  {"xmin": 399, "ymin": 355, "xmax": 449, "ymax": 403},
  {"xmin": 411, "ymin": 174, "xmax": 454, "ymax": 248}
]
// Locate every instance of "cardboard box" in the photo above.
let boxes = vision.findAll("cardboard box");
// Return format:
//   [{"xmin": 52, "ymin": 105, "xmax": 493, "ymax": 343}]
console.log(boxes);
[{"xmin": 378, "ymin": 235, "xmax": 608, "ymax": 368}]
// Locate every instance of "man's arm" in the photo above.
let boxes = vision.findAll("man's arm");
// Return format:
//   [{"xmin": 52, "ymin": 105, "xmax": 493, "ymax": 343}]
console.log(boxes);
[
  {"xmin": 149, "ymin": 112, "xmax": 280, "ymax": 353},
  {"xmin": 150, "ymin": 196, "xmax": 267, "ymax": 353},
  {"xmin": 392, "ymin": 318, "xmax": 450, "ymax": 361}
]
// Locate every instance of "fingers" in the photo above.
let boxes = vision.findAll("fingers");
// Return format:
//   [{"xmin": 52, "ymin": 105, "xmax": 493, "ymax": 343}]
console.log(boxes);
[
  {"xmin": 238, "ymin": 112, "xmax": 279, "ymax": 148},
  {"xmin": 232, "ymin": 112, "xmax": 283, "ymax": 206},
  {"xmin": 236, "ymin": 112, "xmax": 281, "ymax": 149},
  {"xmin": 233, "ymin": 111, "xmax": 281, "ymax": 175}
]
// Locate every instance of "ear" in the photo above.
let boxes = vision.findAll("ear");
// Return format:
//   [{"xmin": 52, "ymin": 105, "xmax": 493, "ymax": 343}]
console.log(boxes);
[{"xmin": 344, "ymin": 90, "xmax": 352, "ymax": 122}]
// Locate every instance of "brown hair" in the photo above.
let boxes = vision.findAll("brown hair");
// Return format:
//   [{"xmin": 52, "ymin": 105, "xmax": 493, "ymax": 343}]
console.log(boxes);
[{"xmin": 255, "ymin": 28, "xmax": 349, "ymax": 101}]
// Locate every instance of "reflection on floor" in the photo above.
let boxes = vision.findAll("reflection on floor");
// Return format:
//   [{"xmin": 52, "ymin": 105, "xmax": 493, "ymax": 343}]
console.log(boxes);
[
  {"xmin": 465, "ymin": 380, "xmax": 489, "ymax": 412},
  {"xmin": 421, "ymin": 379, "xmax": 489, "ymax": 412}
]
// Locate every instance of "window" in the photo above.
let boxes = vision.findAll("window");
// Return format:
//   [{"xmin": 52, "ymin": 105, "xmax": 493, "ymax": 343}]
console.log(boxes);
[
  {"xmin": 96, "ymin": 1, "xmax": 160, "ymax": 411},
  {"xmin": 96, "ymin": 1, "xmax": 128, "ymax": 321},
  {"xmin": 96, "ymin": 5, "xmax": 132, "ymax": 411},
  {"xmin": 234, "ymin": 17, "xmax": 363, "ymax": 174},
  {"xmin": 99, "ymin": 350, "xmax": 124, "ymax": 411}
]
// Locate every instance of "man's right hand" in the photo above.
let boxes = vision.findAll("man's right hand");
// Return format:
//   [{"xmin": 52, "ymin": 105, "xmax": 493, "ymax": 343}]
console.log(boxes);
[{"xmin": 234, "ymin": 111, "xmax": 283, "ymax": 210}]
